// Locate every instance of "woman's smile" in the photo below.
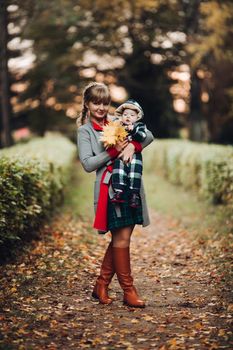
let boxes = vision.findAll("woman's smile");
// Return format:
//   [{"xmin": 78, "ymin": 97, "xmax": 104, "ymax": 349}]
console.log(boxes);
[{"xmin": 96, "ymin": 110, "xmax": 105, "ymax": 116}]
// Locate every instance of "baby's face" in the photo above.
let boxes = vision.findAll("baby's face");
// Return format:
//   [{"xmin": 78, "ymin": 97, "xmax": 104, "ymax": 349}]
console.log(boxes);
[{"xmin": 121, "ymin": 108, "xmax": 138, "ymax": 125}]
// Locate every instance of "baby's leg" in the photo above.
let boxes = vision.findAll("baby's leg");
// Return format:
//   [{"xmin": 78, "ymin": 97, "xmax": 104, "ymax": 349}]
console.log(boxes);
[
  {"xmin": 111, "ymin": 159, "xmax": 128, "ymax": 200},
  {"xmin": 128, "ymin": 153, "xmax": 143, "ymax": 208},
  {"xmin": 128, "ymin": 153, "xmax": 143, "ymax": 192}
]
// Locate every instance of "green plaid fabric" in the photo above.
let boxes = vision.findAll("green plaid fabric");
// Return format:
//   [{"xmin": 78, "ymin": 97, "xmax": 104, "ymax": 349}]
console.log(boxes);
[
  {"xmin": 107, "ymin": 187, "xmax": 143, "ymax": 231},
  {"xmin": 112, "ymin": 153, "xmax": 143, "ymax": 191},
  {"xmin": 128, "ymin": 122, "xmax": 147, "ymax": 143}
]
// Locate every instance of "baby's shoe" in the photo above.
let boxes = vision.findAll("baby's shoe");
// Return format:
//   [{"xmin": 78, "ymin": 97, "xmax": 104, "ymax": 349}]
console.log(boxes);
[
  {"xmin": 129, "ymin": 192, "xmax": 141, "ymax": 208},
  {"xmin": 111, "ymin": 190, "xmax": 126, "ymax": 203}
]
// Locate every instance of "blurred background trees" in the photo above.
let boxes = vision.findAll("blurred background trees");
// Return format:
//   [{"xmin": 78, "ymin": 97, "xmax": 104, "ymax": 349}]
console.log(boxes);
[
  {"xmin": 0, "ymin": 0, "xmax": 232, "ymax": 147},
  {"xmin": 184, "ymin": 0, "xmax": 233, "ymax": 143}
]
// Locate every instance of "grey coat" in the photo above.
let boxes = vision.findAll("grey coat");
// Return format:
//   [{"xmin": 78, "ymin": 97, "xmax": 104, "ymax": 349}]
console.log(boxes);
[{"xmin": 77, "ymin": 119, "xmax": 154, "ymax": 230}]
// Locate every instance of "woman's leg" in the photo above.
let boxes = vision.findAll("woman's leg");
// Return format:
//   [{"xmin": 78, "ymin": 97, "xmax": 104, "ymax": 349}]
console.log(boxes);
[
  {"xmin": 111, "ymin": 225, "xmax": 145, "ymax": 308},
  {"xmin": 111, "ymin": 224, "xmax": 134, "ymax": 248}
]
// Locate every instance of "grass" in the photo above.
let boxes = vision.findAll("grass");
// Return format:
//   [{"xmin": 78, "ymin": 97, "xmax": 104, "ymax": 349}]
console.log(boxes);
[
  {"xmin": 62, "ymin": 160, "xmax": 95, "ymax": 221},
  {"xmin": 144, "ymin": 168, "xmax": 233, "ymax": 242}
]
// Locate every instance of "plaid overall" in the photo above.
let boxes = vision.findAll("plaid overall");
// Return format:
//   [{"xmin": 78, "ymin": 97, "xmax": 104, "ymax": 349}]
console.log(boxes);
[
  {"xmin": 111, "ymin": 153, "xmax": 143, "ymax": 192},
  {"xmin": 111, "ymin": 122, "xmax": 147, "ymax": 193}
]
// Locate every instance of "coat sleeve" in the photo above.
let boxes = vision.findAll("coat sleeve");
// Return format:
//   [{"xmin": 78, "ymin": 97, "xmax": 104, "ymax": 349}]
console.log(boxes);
[
  {"xmin": 133, "ymin": 128, "xmax": 154, "ymax": 151},
  {"xmin": 141, "ymin": 128, "xmax": 154, "ymax": 149},
  {"xmin": 131, "ymin": 123, "xmax": 147, "ymax": 143},
  {"xmin": 77, "ymin": 127, "xmax": 113, "ymax": 173}
]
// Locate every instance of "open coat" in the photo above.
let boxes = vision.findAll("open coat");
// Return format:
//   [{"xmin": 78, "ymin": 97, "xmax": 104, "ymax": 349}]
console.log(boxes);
[{"xmin": 77, "ymin": 119, "xmax": 154, "ymax": 231}]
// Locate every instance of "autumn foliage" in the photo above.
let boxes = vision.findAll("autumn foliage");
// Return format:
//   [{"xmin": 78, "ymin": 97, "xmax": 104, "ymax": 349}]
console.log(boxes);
[{"xmin": 99, "ymin": 120, "xmax": 128, "ymax": 148}]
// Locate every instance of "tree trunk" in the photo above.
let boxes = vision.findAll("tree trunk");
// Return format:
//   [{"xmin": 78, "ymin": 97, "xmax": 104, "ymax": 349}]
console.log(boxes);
[
  {"xmin": 188, "ymin": 69, "xmax": 208, "ymax": 142},
  {"xmin": 0, "ymin": 0, "xmax": 12, "ymax": 147}
]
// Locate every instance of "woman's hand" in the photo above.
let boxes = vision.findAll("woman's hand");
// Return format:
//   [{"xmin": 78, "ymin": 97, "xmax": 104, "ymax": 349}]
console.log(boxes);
[
  {"xmin": 115, "ymin": 139, "xmax": 129, "ymax": 152},
  {"xmin": 118, "ymin": 143, "xmax": 135, "ymax": 163}
]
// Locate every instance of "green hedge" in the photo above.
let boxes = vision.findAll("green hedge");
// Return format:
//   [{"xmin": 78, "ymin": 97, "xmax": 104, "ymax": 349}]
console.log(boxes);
[
  {"xmin": 144, "ymin": 139, "xmax": 233, "ymax": 205},
  {"xmin": 0, "ymin": 133, "xmax": 76, "ymax": 251}
]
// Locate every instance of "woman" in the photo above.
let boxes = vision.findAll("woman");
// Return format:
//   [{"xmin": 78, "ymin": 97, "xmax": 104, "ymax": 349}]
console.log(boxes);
[{"xmin": 77, "ymin": 82, "xmax": 154, "ymax": 308}]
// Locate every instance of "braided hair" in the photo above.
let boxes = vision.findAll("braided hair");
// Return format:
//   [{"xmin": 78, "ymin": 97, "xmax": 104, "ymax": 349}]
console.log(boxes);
[{"xmin": 77, "ymin": 82, "xmax": 111, "ymax": 127}]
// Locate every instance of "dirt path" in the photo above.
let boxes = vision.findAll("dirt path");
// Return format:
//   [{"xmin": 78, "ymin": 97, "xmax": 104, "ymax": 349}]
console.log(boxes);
[{"xmin": 0, "ymin": 210, "xmax": 232, "ymax": 350}]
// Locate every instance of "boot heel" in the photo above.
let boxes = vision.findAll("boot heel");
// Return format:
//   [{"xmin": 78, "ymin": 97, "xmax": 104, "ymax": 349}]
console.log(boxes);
[{"xmin": 123, "ymin": 300, "xmax": 146, "ymax": 308}]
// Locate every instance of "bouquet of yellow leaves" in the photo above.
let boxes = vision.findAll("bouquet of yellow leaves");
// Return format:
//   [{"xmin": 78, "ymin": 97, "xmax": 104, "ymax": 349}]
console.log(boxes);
[{"xmin": 99, "ymin": 120, "xmax": 128, "ymax": 148}]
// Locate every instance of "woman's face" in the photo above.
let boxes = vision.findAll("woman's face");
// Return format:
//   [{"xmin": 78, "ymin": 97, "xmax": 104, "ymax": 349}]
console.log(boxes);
[{"xmin": 86, "ymin": 101, "xmax": 110, "ymax": 121}]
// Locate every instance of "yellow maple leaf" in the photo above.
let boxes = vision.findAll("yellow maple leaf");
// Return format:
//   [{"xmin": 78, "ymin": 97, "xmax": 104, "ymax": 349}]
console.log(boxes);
[
  {"xmin": 100, "ymin": 120, "xmax": 128, "ymax": 147},
  {"xmin": 115, "ymin": 122, "xmax": 128, "ymax": 142}
]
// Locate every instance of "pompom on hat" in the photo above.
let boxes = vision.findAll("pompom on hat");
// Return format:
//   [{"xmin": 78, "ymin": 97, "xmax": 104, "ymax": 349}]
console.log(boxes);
[{"xmin": 115, "ymin": 99, "xmax": 144, "ymax": 121}]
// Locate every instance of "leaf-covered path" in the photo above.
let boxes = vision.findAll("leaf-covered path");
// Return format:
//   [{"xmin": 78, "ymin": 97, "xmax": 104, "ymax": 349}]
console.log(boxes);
[{"xmin": 0, "ymin": 208, "xmax": 232, "ymax": 350}]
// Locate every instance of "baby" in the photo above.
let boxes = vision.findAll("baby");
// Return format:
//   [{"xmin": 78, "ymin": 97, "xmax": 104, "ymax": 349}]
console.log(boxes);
[{"xmin": 111, "ymin": 99, "xmax": 147, "ymax": 208}]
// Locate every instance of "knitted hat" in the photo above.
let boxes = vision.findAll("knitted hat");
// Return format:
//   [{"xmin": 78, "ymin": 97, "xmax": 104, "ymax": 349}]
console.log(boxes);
[{"xmin": 115, "ymin": 99, "xmax": 144, "ymax": 121}]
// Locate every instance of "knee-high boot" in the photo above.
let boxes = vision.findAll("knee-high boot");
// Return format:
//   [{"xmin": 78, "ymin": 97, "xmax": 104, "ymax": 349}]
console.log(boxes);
[
  {"xmin": 113, "ymin": 246, "xmax": 145, "ymax": 308},
  {"xmin": 92, "ymin": 242, "xmax": 115, "ymax": 304}
]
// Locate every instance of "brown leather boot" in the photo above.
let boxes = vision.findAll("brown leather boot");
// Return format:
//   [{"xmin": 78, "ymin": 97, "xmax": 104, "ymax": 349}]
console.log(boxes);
[
  {"xmin": 113, "ymin": 246, "xmax": 145, "ymax": 308},
  {"xmin": 92, "ymin": 242, "xmax": 115, "ymax": 304}
]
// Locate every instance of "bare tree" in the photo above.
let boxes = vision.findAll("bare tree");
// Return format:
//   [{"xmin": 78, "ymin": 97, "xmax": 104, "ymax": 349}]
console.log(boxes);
[{"xmin": 0, "ymin": 0, "xmax": 12, "ymax": 147}]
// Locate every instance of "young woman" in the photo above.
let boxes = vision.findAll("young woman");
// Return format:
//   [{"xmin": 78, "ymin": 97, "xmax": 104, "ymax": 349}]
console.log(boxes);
[{"xmin": 77, "ymin": 82, "xmax": 154, "ymax": 308}]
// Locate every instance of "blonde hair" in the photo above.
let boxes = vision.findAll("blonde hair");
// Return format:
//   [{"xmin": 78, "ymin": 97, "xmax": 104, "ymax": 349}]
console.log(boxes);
[{"xmin": 76, "ymin": 82, "xmax": 111, "ymax": 127}]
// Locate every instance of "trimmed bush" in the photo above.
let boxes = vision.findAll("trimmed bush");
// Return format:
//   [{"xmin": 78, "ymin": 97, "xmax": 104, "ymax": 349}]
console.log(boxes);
[
  {"xmin": 0, "ymin": 133, "xmax": 76, "ymax": 251},
  {"xmin": 144, "ymin": 139, "xmax": 233, "ymax": 205}
]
